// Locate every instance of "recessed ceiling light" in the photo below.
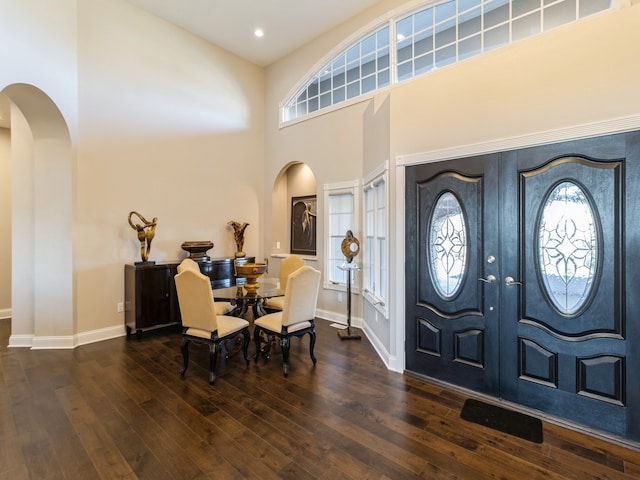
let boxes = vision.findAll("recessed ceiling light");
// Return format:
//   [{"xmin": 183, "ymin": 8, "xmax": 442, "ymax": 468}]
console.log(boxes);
[{"xmin": 254, "ymin": 29, "xmax": 264, "ymax": 38}]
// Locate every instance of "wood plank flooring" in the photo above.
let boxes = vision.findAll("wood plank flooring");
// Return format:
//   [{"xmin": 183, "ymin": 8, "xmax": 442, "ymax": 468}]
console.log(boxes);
[{"xmin": 1, "ymin": 317, "xmax": 639, "ymax": 479}]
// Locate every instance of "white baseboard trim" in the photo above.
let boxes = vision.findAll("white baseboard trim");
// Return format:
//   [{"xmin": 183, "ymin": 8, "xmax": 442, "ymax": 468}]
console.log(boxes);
[
  {"xmin": 315, "ymin": 308, "xmax": 362, "ymax": 329},
  {"xmin": 8, "ymin": 334, "xmax": 34, "ymax": 348},
  {"xmin": 9, "ymin": 324, "xmax": 127, "ymax": 349},
  {"xmin": 0, "ymin": 308, "xmax": 11, "ymax": 320},
  {"xmin": 361, "ymin": 322, "xmax": 402, "ymax": 373},
  {"xmin": 31, "ymin": 335, "xmax": 76, "ymax": 349},
  {"xmin": 316, "ymin": 309, "xmax": 398, "ymax": 371},
  {"xmin": 75, "ymin": 325, "xmax": 127, "ymax": 347}
]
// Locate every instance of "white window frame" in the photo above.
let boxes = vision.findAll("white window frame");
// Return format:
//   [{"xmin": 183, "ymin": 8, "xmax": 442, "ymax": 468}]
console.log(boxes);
[
  {"xmin": 324, "ymin": 180, "xmax": 360, "ymax": 292},
  {"xmin": 362, "ymin": 162, "xmax": 388, "ymax": 317}
]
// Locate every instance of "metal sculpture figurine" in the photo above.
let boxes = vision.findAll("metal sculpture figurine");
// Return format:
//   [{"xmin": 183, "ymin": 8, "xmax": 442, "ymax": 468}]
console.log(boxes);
[
  {"xmin": 341, "ymin": 229, "xmax": 360, "ymax": 264},
  {"xmin": 128, "ymin": 211, "xmax": 157, "ymax": 263},
  {"xmin": 228, "ymin": 221, "xmax": 249, "ymax": 258}
]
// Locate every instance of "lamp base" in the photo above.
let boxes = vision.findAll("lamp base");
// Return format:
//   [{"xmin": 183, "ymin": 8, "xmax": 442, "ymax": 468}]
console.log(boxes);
[{"xmin": 337, "ymin": 327, "xmax": 361, "ymax": 340}]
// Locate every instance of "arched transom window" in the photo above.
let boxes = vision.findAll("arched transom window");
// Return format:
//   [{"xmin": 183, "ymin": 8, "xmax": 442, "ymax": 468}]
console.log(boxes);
[{"xmin": 282, "ymin": 0, "xmax": 611, "ymax": 124}]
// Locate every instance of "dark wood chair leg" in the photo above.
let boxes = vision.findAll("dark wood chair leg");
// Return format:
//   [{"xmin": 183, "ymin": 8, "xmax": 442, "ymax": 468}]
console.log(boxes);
[
  {"xmin": 242, "ymin": 329, "xmax": 249, "ymax": 365},
  {"xmin": 180, "ymin": 337, "xmax": 190, "ymax": 377},
  {"xmin": 242, "ymin": 329, "xmax": 250, "ymax": 365},
  {"xmin": 281, "ymin": 337, "xmax": 291, "ymax": 376},
  {"xmin": 208, "ymin": 342, "xmax": 218, "ymax": 384},
  {"xmin": 309, "ymin": 330, "xmax": 317, "ymax": 365},
  {"xmin": 253, "ymin": 327, "xmax": 262, "ymax": 362}
]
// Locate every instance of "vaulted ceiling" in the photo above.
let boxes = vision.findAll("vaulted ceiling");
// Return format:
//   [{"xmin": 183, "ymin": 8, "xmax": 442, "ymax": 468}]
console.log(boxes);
[
  {"xmin": 125, "ymin": 0, "xmax": 386, "ymax": 67},
  {"xmin": 0, "ymin": 1, "xmax": 386, "ymax": 128}
]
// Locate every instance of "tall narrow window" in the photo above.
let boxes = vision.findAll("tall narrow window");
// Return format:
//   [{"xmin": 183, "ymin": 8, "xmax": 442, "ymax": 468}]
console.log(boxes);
[
  {"xmin": 324, "ymin": 181, "xmax": 360, "ymax": 290},
  {"xmin": 362, "ymin": 164, "xmax": 388, "ymax": 315}
]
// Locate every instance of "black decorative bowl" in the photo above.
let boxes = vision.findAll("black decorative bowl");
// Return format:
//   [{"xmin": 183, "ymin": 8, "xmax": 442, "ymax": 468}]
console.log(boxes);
[{"xmin": 181, "ymin": 241, "xmax": 214, "ymax": 261}]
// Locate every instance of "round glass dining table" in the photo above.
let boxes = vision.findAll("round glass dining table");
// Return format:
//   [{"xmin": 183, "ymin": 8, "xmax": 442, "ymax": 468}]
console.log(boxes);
[{"xmin": 212, "ymin": 277, "xmax": 284, "ymax": 321}]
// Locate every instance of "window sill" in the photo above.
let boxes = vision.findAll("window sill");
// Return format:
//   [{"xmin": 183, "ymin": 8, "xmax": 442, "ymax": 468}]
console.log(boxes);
[{"xmin": 363, "ymin": 290, "xmax": 387, "ymax": 318}]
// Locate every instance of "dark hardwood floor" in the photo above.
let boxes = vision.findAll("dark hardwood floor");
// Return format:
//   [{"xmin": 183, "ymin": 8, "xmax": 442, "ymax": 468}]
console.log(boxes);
[{"xmin": 1, "ymin": 317, "xmax": 640, "ymax": 479}]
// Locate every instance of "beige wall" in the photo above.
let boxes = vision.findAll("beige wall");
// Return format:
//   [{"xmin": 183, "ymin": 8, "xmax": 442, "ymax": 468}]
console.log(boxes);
[
  {"xmin": 264, "ymin": 1, "xmax": 640, "ymax": 367},
  {"xmin": 389, "ymin": 5, "xmax": 640, "ymax": 157},
  {"xmin": 0, "ymin": 127, "xmax": 10, "ymax": 316},
  {"xmin": 1, "ymin": 0, "xmax": 265, "ymax": 344},
  {"xmin": 1, "ymin": 0, "xmax": 638, "ymax": 351},
  {"xmin": 74, "ymin": 0, "xmax": 265, "ymax": 335}
]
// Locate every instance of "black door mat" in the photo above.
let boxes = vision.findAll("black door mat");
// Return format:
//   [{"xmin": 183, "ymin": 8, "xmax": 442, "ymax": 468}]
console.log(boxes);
[{"xmin": 460, "ymin": 398, "xmax": 543, "ymax": 443}]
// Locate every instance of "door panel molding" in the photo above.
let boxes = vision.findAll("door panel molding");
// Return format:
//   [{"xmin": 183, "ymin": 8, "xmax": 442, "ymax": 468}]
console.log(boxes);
[
  {"xmin": 519, "ymin": 155, "xmax": 623, "ymax": 339},
  {"xmin": 417, "ymin": 171, "xmax": 483, "ymax": 317}
]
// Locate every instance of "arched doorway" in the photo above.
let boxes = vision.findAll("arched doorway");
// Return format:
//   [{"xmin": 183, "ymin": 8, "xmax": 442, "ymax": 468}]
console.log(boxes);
[
  {"xmin": 270, "ymin": 162, "xmax": 317, "ymax": 255},
  {"xmin": 1, "ymin": 84, "xmax": 74, "ymax": 348},
  {"xmin": 268, "ymin": 162, "xmax": 318, "ymax": 284}
]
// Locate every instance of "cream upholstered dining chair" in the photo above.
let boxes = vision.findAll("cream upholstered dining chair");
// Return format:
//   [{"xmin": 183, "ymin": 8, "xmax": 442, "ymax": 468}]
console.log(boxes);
[
  {"xmin": 177, "ymin": 258, "xmax": 235, "ymax": 315},
  {"xmin": 262, "ymin": 254, "xmax": 306, "ymax": 312},
  {"xmin": 175, "ymin": 266, "xmax": 250, "ymax": 384},
  {"xmin": 253, "ymin": 265, "xmax": 321, "ymax": 376}
]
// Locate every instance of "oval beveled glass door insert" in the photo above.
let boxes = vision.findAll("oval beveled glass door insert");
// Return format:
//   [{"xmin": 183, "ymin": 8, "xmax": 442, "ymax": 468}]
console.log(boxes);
[
  {"xmin": 429, "ymin": 191, "xmax": 468, "ymax": 299},
  {"xmin": 538, "ymin": 181, "xmax": 599, "ymax": 315}
]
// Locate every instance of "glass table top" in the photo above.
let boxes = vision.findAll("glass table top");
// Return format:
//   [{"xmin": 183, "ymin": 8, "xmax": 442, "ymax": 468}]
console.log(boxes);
[{"xmin": 212, "ymin": 277, "xmax": 284, "ymax": 301}]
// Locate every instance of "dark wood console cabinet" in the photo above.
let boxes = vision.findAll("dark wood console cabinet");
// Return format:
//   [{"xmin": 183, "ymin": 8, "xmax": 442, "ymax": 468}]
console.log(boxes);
[{"xmin": 124, "ymin": 256, "xmax": 254, "ymax": 340}]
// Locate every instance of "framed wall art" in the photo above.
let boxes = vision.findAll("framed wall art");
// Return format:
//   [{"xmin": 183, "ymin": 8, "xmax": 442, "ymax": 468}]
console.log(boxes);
[{"xmin": 290, "ymin": 195, "xmax": 316, "ymax": 255}]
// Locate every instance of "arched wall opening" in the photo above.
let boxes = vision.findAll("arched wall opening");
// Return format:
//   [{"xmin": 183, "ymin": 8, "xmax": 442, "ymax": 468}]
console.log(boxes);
[
  {"xmin": 1, "ymin": 83, "xmax": 75, "ymax": 348},
  {"xmin": 270, "ymin": 162, "xmax": 317, "ymax": 272}
]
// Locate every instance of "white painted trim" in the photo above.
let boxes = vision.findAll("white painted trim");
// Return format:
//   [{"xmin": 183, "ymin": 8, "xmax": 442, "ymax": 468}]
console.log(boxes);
[
  {"xmin": 394, "ymin": 164, "xmax": 406, "ymax": 374},
  {"xmin": 9, "ymin": 324, "xmax": 126, "ymax": 349},
  {"xmin": 361, "ymin": 163, "xmax": 389, "ymax": 319},
  {"xmin": 362, "ymin": 321, "xmax": 402, "ymax": 373},
  {"xmin": 397, "ymin": 114, "xmax": 640, "ymax": 167},
  {"xmin": 315, "ymin": 308, "xmax": 363, "ymax": 329},
  {"xmin": 0, "ymin": 308, "xmax": 11, "ymax": 319},
  {"xmin": 363, "ymin": 160, "xmax": 388, "ymax": 185},
  {"xmin": 75, "ymin": 325, "xmax": 126, "ymax": 347},
  {"xmin": 31, "ymin": 335, "xmax": 75, "ymax": 350},
  {"xmin": 8, "ymin": 333, "xmax": 33, "ymax": 348},
  {"xmin": 323, "ymin": 179, "xmax": 360, "ymax": 191}
]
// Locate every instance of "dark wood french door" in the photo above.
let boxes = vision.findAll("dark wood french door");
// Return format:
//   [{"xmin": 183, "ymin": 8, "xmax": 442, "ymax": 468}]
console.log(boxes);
[{"xmin": 405, "ymin": 132, "xmax": 640, "ymax": 442}]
